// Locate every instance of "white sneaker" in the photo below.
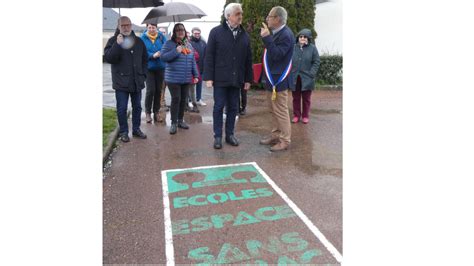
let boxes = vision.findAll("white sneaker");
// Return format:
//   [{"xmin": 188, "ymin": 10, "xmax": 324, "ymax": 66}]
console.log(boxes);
[
  {"xmin": 197, "ymin": 100, "xmax": 207, "ymax": 106},
  {"xmin": 188, "ymin": 102, "xmax": 193, "ymax": 108}
]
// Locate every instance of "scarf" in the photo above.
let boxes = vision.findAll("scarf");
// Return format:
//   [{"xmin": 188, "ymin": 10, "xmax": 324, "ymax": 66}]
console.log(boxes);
[{"xmin": 147, "ymin": 32, "xmax": 157, "ymax": 44}]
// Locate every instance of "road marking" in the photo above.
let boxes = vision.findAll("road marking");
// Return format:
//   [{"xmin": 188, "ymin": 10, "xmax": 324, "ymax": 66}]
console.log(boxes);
[
  {"xmin": 161, "ymin": 162, "xmax": 342, "ymax": 265},
  {"xmin": 252, "ymin": 162, "xmax": 343, "ymax": 263},
  {"xmin": 161, "ymin": 169, "xmax": 175, "ymax": 266},
  {"xmin": 161, "ymin": 162, "xmax": 257, "ymax": 266}
]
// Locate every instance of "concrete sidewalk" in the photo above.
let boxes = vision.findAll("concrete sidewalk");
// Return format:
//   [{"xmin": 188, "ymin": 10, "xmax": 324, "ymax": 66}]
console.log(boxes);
[{"xmin": 103, "ymin": 90, "xmax": 342, "ymax": 264}]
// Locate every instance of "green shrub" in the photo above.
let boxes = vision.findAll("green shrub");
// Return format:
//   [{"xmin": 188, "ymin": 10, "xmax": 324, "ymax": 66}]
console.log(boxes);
[{"xmin": 317, "ymin": 55, "xmax": 343, "ymax": 85}]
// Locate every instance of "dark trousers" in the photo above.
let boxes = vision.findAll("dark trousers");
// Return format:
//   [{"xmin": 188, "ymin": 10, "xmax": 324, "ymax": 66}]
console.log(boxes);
[
  {"xmin": 145, "ymin": 69, "xmax": 164, "ymax": 114},
  {"xmin": 167, "ymin": 83, "xmax": 190, "ymax": 124},
  {"xmin": 213, "ymin": 86, "xmax": 240, "ymax": 138},
  {"xmin": 196, "ymin": 79, "xmax": 203, "ymax": 101},
  {"xmin": 115, "ymin": 89, "xmax": 142, "ymax": 134},
  {"xmin": 292, "ymin": 76, "xmax": 312, "ymax": 118},
  {"xmin": 239, "ymin": 86, "xmax": 247, "ymax": 112}
]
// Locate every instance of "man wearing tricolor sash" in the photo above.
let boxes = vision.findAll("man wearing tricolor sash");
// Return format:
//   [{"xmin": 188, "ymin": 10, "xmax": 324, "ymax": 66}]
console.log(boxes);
[{"xmin": 259, "ymin": 6, "xmax": 295, "ymax": 152}]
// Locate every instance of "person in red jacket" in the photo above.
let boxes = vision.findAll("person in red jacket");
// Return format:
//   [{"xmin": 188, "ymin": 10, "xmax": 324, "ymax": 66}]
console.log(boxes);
[{"xmin": 186, "ymin": 33, "xmax": 200, "ymax": 113}]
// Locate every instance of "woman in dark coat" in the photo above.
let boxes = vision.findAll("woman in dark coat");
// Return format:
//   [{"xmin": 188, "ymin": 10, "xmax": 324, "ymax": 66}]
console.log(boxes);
[{"xmin": 289, "ymin": 29, "xmax": 320, "ymax": 124}]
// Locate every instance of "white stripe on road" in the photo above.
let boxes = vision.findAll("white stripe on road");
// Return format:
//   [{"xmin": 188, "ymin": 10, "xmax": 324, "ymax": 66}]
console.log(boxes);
[
  {"xmin": 161, "ymin": 162, "xmax": 259, "ymax": 173},
  {"xmin": 161, "ymin": 170, "xmax": 175, "ymax": 266}
]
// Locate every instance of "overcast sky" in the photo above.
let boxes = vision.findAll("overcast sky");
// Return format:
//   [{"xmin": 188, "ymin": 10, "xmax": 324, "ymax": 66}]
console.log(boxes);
[{"xmin": 114, "ymin": 0, "xmax": 225, "ymax": 40}]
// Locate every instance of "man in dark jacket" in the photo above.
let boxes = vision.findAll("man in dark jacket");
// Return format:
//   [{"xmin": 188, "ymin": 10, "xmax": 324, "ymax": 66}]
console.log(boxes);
[
  {"xmin": 259, "ymin": 6, "xmax": 294, "ymax": 152},
  {"xmin": 104, "ymin": 16, "xmax": 148, "ymax": 142},
  {"xmin": 190, "ymin": 27, "xmax": 207, "ymax": 106},
  {"xmin": 203, "ymin": 3, "xmax": 253, "ymax": 149}
]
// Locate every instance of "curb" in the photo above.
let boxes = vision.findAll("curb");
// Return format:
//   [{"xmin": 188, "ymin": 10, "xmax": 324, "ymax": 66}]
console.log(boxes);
[
  {"xmin": 316, "ymin": 85, "xmax": 343, "ymax": 90},
  {"xmin": 103, "ymin": 125, "xmax": 119, "ymax": 165},
  {"xmin": 102, "ymin": 110, "xmax": 130, "ymax": 166}
]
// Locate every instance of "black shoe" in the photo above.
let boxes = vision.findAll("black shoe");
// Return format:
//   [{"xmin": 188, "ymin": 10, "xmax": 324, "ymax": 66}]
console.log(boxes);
[
  {"xmin": 192, "ymin": 106, "xmax": 200, "ymax": 113},
  {"xmin": 225, "ymin": 135, "xmax": 239, "ymax": 146},
  {"xmin": 178, "ymin": 120, "xmax": 189, "ymax": 129},
  {"xmin": 214, "ymin": 137, "xmax": 222, "ymax": 149},
  {"xmin": 119, "ymin": 133, "xmax": 130, "ymax": 143},
  {"xmin": 169, "ymin": 123, "xmax": 177, "ymax": 134},
  {"xmin": 239, "ymin": 109, "xmax": 246, "ymax": 115},
  {"xmin": 132, "ymin": 129, "xmax": 147, "ymax": 139}
]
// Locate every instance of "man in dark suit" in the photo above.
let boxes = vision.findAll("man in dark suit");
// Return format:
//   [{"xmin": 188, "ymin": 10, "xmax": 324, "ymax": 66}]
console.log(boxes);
[
  {"xmin": 260, "ymin": 6, "xmax": 294, "ymax": 152},
  {"xmin": 203, "ymin": 3, "xmax": 253, "ymax": 149}
]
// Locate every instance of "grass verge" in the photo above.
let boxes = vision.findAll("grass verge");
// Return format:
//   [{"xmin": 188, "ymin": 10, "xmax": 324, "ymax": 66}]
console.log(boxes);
[{"xmin": 103, "ymin": 108, "xmax": 117, "ymax": 148}]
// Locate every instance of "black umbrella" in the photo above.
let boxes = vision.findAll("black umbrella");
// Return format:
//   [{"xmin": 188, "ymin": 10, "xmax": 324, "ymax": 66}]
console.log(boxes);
[
  {"xmin": 103, "ymin": 0, "xmax": 164, "ymax": 8},
  {"xmin": 103, "ymin": 0, "xmax": 164, "ymax": 16},
  {"xmin": 141, "ymin": 2, "xmax": 206, "ymax": 24}
]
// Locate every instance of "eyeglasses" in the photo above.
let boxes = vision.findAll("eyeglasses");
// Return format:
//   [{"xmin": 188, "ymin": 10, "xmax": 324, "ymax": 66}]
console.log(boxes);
[
  {"xmin": 299, "ymin": 36, "xmax": 308, "ymax": 39},
  {"xmin": 120, "ymin": 24, "xmax": 131, "ymax": 28}
]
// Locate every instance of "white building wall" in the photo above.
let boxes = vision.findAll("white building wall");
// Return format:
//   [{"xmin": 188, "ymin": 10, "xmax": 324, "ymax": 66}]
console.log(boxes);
[{"xmin": 315, "ymin": 0, "xmax": 343, "ymax": 55}]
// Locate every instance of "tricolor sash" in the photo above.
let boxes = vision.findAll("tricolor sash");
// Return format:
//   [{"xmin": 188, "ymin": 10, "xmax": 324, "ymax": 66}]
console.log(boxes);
[{"xmin": 263, "ymin": 48, "xmax": 292, "ymax": 101}]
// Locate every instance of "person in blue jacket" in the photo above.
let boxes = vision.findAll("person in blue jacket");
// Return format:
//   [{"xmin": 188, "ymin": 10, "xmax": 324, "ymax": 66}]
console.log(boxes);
[
  {"xmin": 160, "ymin": 23, "xmax": 199, "ymax": 135},
  {"xmin": 141, "ymin": 23, "xmax": 167, "ymax": 123}
]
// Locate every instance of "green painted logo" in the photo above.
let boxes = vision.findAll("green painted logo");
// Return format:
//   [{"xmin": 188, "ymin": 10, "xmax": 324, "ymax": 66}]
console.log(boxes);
[{"xmin": 166, "ymin": 165, "xmax": 267, "ymax": 194}]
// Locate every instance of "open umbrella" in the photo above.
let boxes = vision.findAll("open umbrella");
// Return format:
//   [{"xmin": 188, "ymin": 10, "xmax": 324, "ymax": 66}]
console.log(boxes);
[
  {"xmin": 103, "ymin": 0, "xmax": 164, "ymax": 16},
  {"xmin": 103, "ymin": 0, "xmax": 164, "ymax": 8},
  {"xmin": 141, "ymin": 2, "xmax": 207, "ymax": 24}
]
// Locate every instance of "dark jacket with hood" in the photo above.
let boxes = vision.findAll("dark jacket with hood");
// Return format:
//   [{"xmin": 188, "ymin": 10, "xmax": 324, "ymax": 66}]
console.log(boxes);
[
  {"xmin": 203, "ymin": 21, "xmax": 253, "ymax": 88},
  {"xmin": 289, "ymin": 28, "xmax": 320, "ymax": 91},
  {"xmin": 190, "ymin": 36, "xmax": 207, "ymax": 74},
  {"xmin": 104, "ymin": 30, "xmax": 148, "ymax": 92}
]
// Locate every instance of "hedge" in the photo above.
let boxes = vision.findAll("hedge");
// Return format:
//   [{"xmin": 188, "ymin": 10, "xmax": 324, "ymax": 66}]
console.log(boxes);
[{"xmin": 317, "ymin": 55, "xmax": 343, "ymax": 85}]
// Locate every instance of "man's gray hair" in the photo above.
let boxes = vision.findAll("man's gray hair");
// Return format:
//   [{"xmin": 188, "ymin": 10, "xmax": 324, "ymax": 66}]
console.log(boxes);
[
  {"xmin": 224, "ymin": 3, "xmax": 242, "ymax": 19},
  {"xmin": 272, "ymin": 6, "xmax": 287, "ymax": 25},
  {"xmin": 117, "ymin": 16, "xmax": 131, "ymax": 26}
]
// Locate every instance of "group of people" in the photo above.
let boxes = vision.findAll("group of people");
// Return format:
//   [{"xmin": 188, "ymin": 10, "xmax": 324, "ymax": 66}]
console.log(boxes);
[{"xmin": 104, "ymin": 3, "xmax": 320, "ymax": 152}]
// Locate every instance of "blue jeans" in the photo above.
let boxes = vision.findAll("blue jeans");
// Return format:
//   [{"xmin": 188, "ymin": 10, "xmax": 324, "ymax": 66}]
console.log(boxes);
[
  {"xmin": 196, "ymin": 79, "xmax": 203, "ymax": 101},
  {"xmin": 213, "ymin": 86, "xmax": 240, "ymax": 138},
  {"xmin": 115, "ymin": 90, "xmax": 142, "ymax": 134}
]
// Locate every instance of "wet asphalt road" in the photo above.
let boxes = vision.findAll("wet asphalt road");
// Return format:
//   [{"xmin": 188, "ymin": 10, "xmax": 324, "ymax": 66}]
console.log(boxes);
[{"xmin": 103, "ymin": 64, "xmax": 342, "ymax": 264}]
